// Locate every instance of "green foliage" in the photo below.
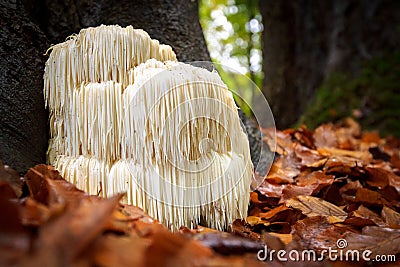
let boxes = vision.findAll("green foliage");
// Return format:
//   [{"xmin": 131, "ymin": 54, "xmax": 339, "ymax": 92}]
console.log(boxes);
[
  {"xmin": 199, "ymin": 0, "xmax": 263, "ymax": 116},
  {"xmin": 300, "ymin": 51, "xmax": 400, "ymax": 137}
]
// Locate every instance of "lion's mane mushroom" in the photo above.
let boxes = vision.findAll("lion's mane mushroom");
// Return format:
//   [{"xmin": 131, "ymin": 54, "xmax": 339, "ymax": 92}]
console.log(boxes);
[{"xmin": 44, "ymin": 25, "xmax": 253, "ymax": 231}]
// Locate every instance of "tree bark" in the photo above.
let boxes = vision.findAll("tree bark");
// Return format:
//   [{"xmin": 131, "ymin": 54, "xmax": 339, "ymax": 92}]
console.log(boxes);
[
  {"xmin": 23, "ymin": 0, "xmax": 211, "ymax": 62},
  {"xmin": 1, "ymin": 0, "xmax": 262, "ymax": 172},
  {"xmin": 260, "ymin": 0, "xmax": 400, "ymax": 129},
  {"xmin": 0, "ymin": 1, "xmax": 49, "ymax": 173}
]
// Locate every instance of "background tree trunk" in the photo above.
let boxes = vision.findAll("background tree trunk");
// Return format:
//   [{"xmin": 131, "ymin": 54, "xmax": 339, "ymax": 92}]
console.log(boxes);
[{"xmin": 260, "ymin": 0, "xmax": 400, "ymax": 129}]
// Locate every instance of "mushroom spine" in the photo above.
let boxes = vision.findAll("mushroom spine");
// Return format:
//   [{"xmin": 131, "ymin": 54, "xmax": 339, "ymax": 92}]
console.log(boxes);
[{"xmin": 44, "ymin": 25, "xmax": 253, "ymax": 231}]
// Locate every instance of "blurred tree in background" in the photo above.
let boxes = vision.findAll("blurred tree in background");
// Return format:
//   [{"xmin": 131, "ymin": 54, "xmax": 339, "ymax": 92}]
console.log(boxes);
[
  {"xmin": 199, "ymin": 0, "xmax": 264, "ymax": 117},
  {"xmin": 200, "ymin": 0, "xmax": 400, "ymax": 136}
]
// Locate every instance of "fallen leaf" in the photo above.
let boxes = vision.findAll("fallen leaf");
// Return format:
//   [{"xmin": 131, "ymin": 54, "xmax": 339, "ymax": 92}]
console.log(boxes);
[
  {"xmin": 257, "ymin": 181, "xmax": 285, "ymax": 199},
  {"xmin": 295, "ymin": 171, "xmax": 334, "ymax": 187},
  {"xmin": 343, "ymin": 205, "xmax": 385, "ymax": 227},
  {"xmin": 0, "ymin": 162, "xmax": 23, "ymax": 197},
  {"xmin": 24, "ymin": 164, "xmax": 63, "ymax": 205},
  {"xmin": 354, "ymin": 188, "xmax": 387, "ymax": 207},
  {"xmin": 361, "ymin": 131, "xmax": 381, "ymax": 144},
  {"xmin": 22, "ymin": 194, "xmax": 122, "ymax": 266},
  {"xmin": 145, "ymin": 228, "xmax": 215, "ymax": 267},
  {"xmin": 381, "ymin": 206, "xmax": 400, "ymax": 228},
  {"xmin": 313, "ymin": 123, "xmax": 338, "ymax": 149},
  {"xmin": 290, "ymin": 216, "xmax": 346, "ymax": 252},
  {"xmin": 391, "ymin": 152, "xmax": 400, "ymax": 170},
  {"xmin": 280, "ymin": 184, "xmax": 319, "ymax": 203},
  {"xmin": 258, "ymin": 205, "xmax": 303, "ymax": 224},
  {"xmin": 293, "ymin": 126, "xmax": 315, "ymax": 149},
  {"xmin": 18, "ymin": 197, "xmax": 53, "ymax": 227},
  {"xmin": 344, "ymin": 226, "xmax": 400, "ymax": 258},
  {"xmin": 318, "ymin": 147, "xmax": 372, "ymax": 164},
  {"xmin": 293, "ymin": 144, "xmax": 324, "ymax": 166},
  {"xmin": 365, "ymin": 167, "xmax": 390, "ymax": 188},
  {"xmin": 339, "ymin": 180, "xmax": 363, "ymax": 195},
  {"xmin": 250, "ymin": 190, "xmax": 280, "ymax": 208},
  {"xmin": 0, "ymin": 181, "xmax": 17, "ymax": 199},
  {"xmin": 316, "ymin": 183, "xmax": 345, "ymax": 206},
  {"xmin": 266, "ymin": 156, "xmax": 301, "ymax": 184},
  {"xmin": 263, "ymin": 128, "xmax": 292, "ymax": 155},
  {"xmin": 286, "ymin": 196, "xmax": 347, "ymax": 222},
  {"xmin": 267, "ymin": 232, "xmax": 293, "ymax": 246},
  {"xmin": 232, "ymin": 220, "xmax": 261, "ymax": 241},
  {"xmin": 90, "ymin": 235, "xmax": 149, "ymax": 267},
  {"xmin": 194, "ymin": 232, "xmax": 264, "ymax": 255},
  {"xmin": 0, "ymin": 189, "xmax": 30, "ymax": 266}
]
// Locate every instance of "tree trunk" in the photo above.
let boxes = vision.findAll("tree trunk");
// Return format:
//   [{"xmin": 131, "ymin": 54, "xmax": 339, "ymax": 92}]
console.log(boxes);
[
  {"xmin": 1, "ymin": 0, "xmax": 262, "ymax": 173},
  {"xmin": 0, "ymin": 1, "xmax": 49, "ymax": 173},
  {"xmin": 260, "ymin": 0, "xmax": 400, "ymax": 129},
  {"xmin": 23, "ymin": 0, "xmax": 211, "ymax": 62}
]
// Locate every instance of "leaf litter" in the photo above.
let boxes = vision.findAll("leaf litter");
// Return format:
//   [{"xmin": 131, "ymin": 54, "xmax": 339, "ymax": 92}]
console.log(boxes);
[{"xmin": 0, "ymin": 118, "xmax": 399, "ymax": 266}]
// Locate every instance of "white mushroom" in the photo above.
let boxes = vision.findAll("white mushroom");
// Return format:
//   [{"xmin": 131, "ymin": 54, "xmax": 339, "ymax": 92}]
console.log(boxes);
[{"xmin": 44, "ymin": 25, "xmax": 253, "ymax": 231}]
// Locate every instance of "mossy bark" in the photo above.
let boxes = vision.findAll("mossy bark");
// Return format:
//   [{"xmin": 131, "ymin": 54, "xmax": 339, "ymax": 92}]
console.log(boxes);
[{"xmin": 260, "ymin": 0, "xmax": 400, "ymax": 129}]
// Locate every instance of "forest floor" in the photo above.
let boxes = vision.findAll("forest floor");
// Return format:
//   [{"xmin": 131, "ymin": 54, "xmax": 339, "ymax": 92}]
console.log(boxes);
[{"xmin": 1, "ymin": 118, "xmax": 399, "ymax": 266}]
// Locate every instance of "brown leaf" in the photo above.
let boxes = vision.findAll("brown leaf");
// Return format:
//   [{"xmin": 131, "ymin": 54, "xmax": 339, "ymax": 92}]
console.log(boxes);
[
  {"xmin": 343, "ymin": 205, "xmax": 385, "ymax": 227},
  {"xmin": 387, "ymin": 170, "xmax": 400, "ymax": 193},
  {"xmin": 23, "ymin": 194, "xmax": 122, "ymax": 266},
  {"xmin": 18, "ymin": 197, "xmax": 53, "ymax": 227},
  {"xmin": 232, "ymin": 219, "xmax": 261, "ymax": 241},
  {"xmin": 24, "ymin": 164, "xmax": 63, "ymax": 205},
  {"xmin": 293, "ymin": 126, "xmax": 315, "ymax": 149},
  {"xmin": 266, "ymin": 232, "xmax": 293, "ymax": 246},
  {"xmin": 354, "ymin": 188, "xmax": 387, "ymax": 207},
  {"xmin": 47, "ymin": 178, "xmax": 88, "ymax": 205},
  {"xmin": 286, "ymin": 196, "xmax": 347, "ymax": 222},
  {"xmin": 382, "ymin": 206, "xmax": 400, "ymax": 228},
  {"xmin": 0, "ymin": 181, "xmax": 17, "ymax": 199},
  {"xmin": 391, "ymin": 152, "xmax": 400, "ymax": 170},
  {"xmin": 90, "ymin": 235, "xmax": 149, "ymax": 267},
  {"xmin": 361, "ymin": 131, "xmax": 381, "ymax": 144},
  {"xmin": 325, "ymin": 160, "xmax": 364, "ymax": 178},
  {"xmin": 344, "ymin": 226, "xmax": 400, "ymax": 258},
  {"xmin": 257, "ymin": 181, "xmax": 285, "ymax": 199},
  {"xmin": 0, "ymin": 195, "xmax": 30, "ymax": 266},
  {"xmin": 280, "ymin": 184, "xmax": 319, "ymax": 203},
  {"xmin": 295, "ymin": 171, "xmax": 334, "ymax": 187},
  {"xmin": 250, "ymin": 190, "xmax": 280, "ymax": 209},
  {"xmin": 318, "ymin": 147, "xmax": 372, "ymax": 165},
  {"xmin": 313, "ymin": 123, "xmax": 338, "ymax": 149},
  {"xmin": 258, "ymin": 205, "xmax": 303, "ymax": 225},
  {"xmin": 290, "ymin": 216, "xmax": 346, "ymax": 252},
  {"xmin": 0, "ymin": 162, "xmax": 23, "ymax": 197},
  {"xmin": 145, "ymin": 228, "xmax": 214, "ymax": 267},
  {"xmin": 194, "ymin": 232, "xmax": 264, "ymax": 255},
  {"xmin": 365, "ymin": 167, "xmax": 390, "ymax": 188},
  {"xmin": 106, "ymin": 204, "xmax": 158, "ymax": 234},
  {"xmin": 266, "ymin": 156, "xmax": 300, "ymax": 184},
  {"xmin": 293, "ymin": 144, "xmax": 325, "ymax": 167},
  {"xmin": 263, "ymin": 128, "xmax": 292, "ymax": 155},
  {"xmin": 339, "ymin": 180, "xmax": 363, "ymax": 195},
  {"xmin": 317, "ymin": 183, "xmax": 345, "ymax": 206}
]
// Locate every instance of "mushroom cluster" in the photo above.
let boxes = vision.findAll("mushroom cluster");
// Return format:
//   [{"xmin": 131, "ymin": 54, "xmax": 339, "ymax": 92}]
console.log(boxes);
[{"xmin": 44, "ymin": 25, "xmax": 253, "ymax": 230}]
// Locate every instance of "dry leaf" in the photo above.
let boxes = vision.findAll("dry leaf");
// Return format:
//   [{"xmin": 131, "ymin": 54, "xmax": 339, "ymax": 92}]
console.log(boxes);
[
  {"xmin": 286, "ymin": 195, "xmax": 347, "ymax": 221},
  {"xmin": 382, "ymin": 206, "xmax": 400, "ymax": 228},
  {"xmin": 344, "ymin": 226, "xmax": 400, "ymax": 258}
]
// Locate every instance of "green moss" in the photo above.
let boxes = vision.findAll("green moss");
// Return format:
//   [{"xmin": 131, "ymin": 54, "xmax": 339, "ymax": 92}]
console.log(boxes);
[{"xmin": 299, "ymin": 51, "xmax": 400, "ymax": 137}]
